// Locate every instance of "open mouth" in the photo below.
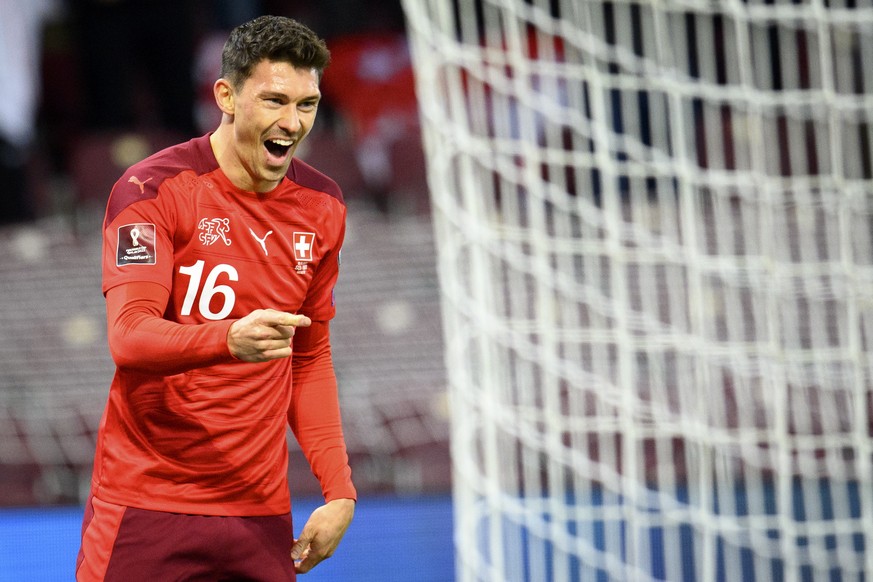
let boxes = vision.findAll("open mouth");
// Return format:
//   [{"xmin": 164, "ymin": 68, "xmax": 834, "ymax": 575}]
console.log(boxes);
[{"xmin": 264, "ymin": 138, "xmax": 294, "ymax": 160}]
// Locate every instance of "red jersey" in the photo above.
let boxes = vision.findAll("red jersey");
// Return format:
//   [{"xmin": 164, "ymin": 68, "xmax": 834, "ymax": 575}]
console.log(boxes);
[{"xmin": 91, "ymin": 134, "xmax": 355, "ymax": 516}]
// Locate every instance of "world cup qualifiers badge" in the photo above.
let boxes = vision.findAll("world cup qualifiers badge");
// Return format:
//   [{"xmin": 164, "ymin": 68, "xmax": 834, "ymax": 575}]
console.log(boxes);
[{"xmin": 116, "ymin": 223, "xmax": 157, "ymax": 266}]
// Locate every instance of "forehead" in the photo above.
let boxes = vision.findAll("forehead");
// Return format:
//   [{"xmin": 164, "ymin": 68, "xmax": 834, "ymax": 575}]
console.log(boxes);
[{"xmin": 241, "ymin": 59, "xmax": 321, "ymax": 95}]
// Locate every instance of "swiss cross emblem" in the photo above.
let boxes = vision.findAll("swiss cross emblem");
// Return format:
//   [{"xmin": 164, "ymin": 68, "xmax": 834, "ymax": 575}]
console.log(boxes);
[{"xmin": 293, "ymin": 232, "xmax": 315, "ymax": 262}]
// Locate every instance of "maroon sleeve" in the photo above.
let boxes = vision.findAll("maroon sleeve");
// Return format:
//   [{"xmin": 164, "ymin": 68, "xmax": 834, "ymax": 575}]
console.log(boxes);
[
  {"xmin": 289, "ymin": 321, "xmax": 357, "ymax": 502},
  {"xmin": 106, "ymin": 281, "xmax": 236, "ymax": 375}
]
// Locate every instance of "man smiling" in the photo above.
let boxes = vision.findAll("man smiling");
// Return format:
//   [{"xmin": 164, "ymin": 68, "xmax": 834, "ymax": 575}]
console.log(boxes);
[
  {"xmin": 76, "ymin": 16, "xmax": 356, "ymax": 581},
  {"xmin": 211, "ymin": 53, "xmax": 322, "ymax": 191}
]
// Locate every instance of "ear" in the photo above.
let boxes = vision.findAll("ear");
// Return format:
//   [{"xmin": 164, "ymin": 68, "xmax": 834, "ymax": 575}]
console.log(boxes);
[{"xmin": 214, "ymin": 78, "xmax": 235, "ymax": 115}]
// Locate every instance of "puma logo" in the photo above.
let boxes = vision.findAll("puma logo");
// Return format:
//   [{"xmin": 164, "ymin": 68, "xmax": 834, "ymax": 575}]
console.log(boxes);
[
  {"xmin": 249, "ymin": 227, "xmax": 274, "ymax": 256},
  {"xmin": 128, "ymin": 175, "xmax": 153, "ymax": 193}
]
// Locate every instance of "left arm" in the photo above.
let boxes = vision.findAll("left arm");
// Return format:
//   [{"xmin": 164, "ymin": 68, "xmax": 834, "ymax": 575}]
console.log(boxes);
[{"xmin": 288, "ymin": 320, "xmax": 356, "ymax": 573}]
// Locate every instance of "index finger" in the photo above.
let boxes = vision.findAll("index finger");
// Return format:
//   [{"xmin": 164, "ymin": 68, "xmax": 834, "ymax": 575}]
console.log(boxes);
[
  {"xmin": 261, "ymin": 310, "xmax": 312, "ymax": 328},
  {"xmin": 276, "ymin": 313, "xmax": 312, "ymax": 328}
]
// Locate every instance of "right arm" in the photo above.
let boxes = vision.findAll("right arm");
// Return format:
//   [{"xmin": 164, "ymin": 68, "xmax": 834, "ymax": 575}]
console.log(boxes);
[{"xmin": 107, "ymin": 281, "xmax": 310, "ymax": 375}]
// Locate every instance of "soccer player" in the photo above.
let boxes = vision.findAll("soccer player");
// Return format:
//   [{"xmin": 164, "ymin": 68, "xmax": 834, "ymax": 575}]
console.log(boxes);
[{"xmin": 75, "ymin": 16, "xmax": 356, "ymax": 581}]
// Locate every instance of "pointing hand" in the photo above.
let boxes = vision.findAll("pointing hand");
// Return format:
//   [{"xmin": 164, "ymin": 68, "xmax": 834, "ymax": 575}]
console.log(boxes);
[{"xmin": 227, "ymin": 309, "xmax": 312, "ymax": 362}]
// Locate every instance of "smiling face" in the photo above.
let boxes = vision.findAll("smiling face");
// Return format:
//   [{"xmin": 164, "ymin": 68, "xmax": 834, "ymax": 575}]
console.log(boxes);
[{"xmin": 212, "ymin": 59, "xmax": 321, "ymax": 193}]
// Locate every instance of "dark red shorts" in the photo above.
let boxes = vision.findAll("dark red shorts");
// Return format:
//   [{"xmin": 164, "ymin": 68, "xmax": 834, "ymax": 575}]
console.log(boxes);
[{"xmin": 76, "ymin": 495, "xmax": 296, "ymax": 581}]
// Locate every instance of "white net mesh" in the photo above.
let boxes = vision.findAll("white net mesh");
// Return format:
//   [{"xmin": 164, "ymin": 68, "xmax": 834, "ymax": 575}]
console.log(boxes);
[{"xmin": 401, "ymin": 0, "xmax": 873, "ymax": 579}]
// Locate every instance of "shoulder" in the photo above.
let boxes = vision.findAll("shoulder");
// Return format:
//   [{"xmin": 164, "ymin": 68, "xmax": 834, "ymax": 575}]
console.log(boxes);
[
  {"xmin": 287, "ymin": 157, "xmax": 345, "ymax": 206},
  {"xmin": 105, "ymin": 135, "xmax": 217, "ymax": 225}
]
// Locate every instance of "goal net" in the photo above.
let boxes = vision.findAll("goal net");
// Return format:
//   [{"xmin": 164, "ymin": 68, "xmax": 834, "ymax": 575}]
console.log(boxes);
[{"xmin": 400, "ymin": 0, "xmax": 873, "ymax": 580}]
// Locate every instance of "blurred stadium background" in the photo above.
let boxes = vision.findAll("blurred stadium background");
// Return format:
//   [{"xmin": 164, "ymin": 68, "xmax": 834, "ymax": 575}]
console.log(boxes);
[{"xmin": 0, "ymin": 0, "xmax": 453, "ymax": 579}]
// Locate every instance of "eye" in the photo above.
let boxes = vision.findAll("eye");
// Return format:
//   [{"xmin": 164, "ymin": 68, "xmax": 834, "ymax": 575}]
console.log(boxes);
[
  {"xmin": 299, "ymin": 100, "xmax": 319, "ymax": 111},
  {"xmin": 261, "ymin": 94, "xmax": 286, "ymax": 106}
]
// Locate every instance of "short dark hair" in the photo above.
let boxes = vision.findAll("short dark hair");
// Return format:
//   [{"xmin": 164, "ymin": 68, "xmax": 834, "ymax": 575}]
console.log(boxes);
[{"xmin": 220, "ymin": 15, "xmax": 331, "ymax": 88}]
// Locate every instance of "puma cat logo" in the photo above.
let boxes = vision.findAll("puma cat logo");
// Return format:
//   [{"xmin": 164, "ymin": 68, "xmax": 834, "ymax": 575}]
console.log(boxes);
[
  {"xmin": 249, "ymin": 227, "xmax": 274, "ymax": 256},
  {"xmin": 128, "ymin": 175, "xmax": 153, "ymax": 193}
]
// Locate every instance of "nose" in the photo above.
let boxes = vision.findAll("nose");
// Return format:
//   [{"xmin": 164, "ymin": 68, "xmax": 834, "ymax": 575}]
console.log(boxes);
[{"xmin": 278, "ymin": 106, "xmax": 301, "ymax": 133}]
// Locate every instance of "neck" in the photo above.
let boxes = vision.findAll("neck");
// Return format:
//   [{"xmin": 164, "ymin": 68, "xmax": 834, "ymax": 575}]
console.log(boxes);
[
  {"xmin": 209, "ymin": 124, "xmax": 269, "ymax": 193},
  {"xmin": 209, "ymin": 122, "xmax": 231, "ymax": 164}
]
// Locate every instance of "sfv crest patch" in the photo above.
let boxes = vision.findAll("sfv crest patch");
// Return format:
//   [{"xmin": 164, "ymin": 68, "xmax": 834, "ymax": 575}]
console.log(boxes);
[{"xmin": 198, "ymin": 217, "xmax": 232, "ymax": 246}]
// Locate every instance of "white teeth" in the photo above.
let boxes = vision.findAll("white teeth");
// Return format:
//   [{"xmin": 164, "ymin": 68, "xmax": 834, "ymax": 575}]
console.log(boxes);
[{"xmin": 270, "ymin": 139, "xmax": 294, "ymax": 146}]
